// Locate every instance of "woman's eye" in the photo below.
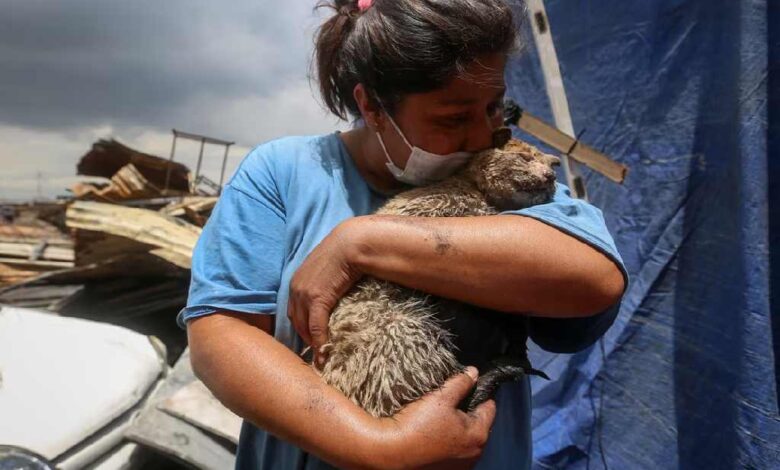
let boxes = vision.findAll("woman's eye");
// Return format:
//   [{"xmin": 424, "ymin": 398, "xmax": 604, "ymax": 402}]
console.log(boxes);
[{"xmin": 442, "ymin": 114, "xmax": 472, "ymax": 126}]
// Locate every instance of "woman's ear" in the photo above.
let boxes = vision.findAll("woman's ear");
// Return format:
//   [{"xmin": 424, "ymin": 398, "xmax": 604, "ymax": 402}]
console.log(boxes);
[{"xmin": 353, "ymin": 83, "xmax": 383, "ymax": 131}]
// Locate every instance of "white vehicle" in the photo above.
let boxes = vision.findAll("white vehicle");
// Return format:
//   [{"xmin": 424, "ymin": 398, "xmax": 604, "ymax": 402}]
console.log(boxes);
[{"xmin": 0, "ymin": 306, "xmax": 167, "ymax": 469}]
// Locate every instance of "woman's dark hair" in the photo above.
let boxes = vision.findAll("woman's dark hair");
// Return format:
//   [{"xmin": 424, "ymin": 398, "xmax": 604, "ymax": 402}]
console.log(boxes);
[{"xmin": 314, "ymin": 0, "xmax": 522, "ymax": 120}]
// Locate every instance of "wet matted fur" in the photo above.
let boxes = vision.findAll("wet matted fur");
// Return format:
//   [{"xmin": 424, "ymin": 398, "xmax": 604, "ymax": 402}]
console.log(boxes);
[{"xmin": 318, "ymin": 138, "xmax": 557, "ymax": 417}]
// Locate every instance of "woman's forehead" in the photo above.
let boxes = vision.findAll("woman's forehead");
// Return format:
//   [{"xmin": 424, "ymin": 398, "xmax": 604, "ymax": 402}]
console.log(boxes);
[{"xmin": 405, "ymin": 54, "xmax": 507, "ymax": 109}]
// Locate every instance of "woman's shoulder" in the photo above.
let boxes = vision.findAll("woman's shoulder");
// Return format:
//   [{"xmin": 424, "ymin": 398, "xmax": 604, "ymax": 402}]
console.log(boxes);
[
  {"xmin": 243, "ymin": 133, "xmax": 339, "ymax": 169},
  {"xmin": 228, "ymin": 132, "xmax": 343, "ymax": 193}
]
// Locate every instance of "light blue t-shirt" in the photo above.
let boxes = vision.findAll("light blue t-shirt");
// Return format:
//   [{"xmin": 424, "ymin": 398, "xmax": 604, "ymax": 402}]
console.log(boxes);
[{"xmin": 179, "ymin": 132, "xmax": 627, "ymax": 470}]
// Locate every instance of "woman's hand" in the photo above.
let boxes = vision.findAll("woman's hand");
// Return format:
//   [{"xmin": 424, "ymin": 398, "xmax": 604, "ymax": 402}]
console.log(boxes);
[
  {"xmin": 191, "ymin": 313, "xmax": 493, "ymax": 470},
  {"xmin": 373, "ymin": 367, "xmax": 497, "ymax": 470},
  {"xmin": 288, "ymin": 218, "xmax": 364, "ymax": 366}
]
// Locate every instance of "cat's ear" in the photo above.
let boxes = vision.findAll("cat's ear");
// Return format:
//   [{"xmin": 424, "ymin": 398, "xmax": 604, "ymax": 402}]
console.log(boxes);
[{"xmin": 491, "ymin": 127, "xmax": 512, "ymax": 149}]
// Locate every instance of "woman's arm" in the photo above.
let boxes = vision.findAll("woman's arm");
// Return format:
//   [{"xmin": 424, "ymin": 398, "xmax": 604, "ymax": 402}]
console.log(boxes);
[
  {"xmin": 288, "ymin": 213, "xmax": 625, "ymax": 365},
  {"xmin": 347, "ymin": 214, "xmax": 625, "ymax": 316},
  {"xmin": 188, "ymin": 311, "xmax": 496, "ymax": 470}
]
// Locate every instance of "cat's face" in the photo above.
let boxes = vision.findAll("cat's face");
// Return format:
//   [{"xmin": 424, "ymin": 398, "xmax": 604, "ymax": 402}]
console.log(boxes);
[{"xmin": 464, "ymin": 139, "xmax": 560, "ymax": 210}]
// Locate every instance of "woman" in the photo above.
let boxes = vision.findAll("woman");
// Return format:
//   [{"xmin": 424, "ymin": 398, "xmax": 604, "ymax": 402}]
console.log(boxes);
[{"xmin": 181, "ymin": 0, "xmax": 628, "ymax": 468}]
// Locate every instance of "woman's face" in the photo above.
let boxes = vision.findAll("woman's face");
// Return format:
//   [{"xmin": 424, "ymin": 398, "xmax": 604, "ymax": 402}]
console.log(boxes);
[{"xmin": 378, "ymin": 53, "xmax": 507, "ymax": 168}]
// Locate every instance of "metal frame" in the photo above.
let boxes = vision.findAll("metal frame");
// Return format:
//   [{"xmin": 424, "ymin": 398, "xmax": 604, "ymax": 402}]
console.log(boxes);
[{"xmin": 164, "ymin": 129, "xmax": 234, "ymax": 195}]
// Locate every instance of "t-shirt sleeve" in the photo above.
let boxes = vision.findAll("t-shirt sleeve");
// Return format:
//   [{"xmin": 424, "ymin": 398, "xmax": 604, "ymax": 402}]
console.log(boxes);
[
  {"xmin": 176, "ymin": 150, "xmax": 286, "ymax": 328},
  {"xmin": 501, "ymin": 182, "xmax": 629, "ymax": 353}
]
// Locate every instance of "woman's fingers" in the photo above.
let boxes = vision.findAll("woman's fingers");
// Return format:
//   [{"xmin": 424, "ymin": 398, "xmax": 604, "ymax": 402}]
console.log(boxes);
[
  {"xmin": 287, "ymin": 288, "xmax": 309, "ymax": 346},
  {"xmin": 307, "ymin": 302, "xmax": 331, "ymax": 367},
  {"xmin": 286, "ymin": 220, "xmax": 363, "ymax": 356},
  {"xmin": 385, "ymin": 366, "xmax": 497, "ymax": 467},
  {"xmin": 469, "ymin": 398, "xmax": 497, "ymax": 438},
  {"xmin": 434, "ymin": 367, "xmax": 495, "ymax": 449},
  {"xmin": 287, "ymin": 279, "xmax": 336, "ymax": 359},
  {"xmin": 437, "ymin": 366, "xmax": 479, "ymax": 405}
]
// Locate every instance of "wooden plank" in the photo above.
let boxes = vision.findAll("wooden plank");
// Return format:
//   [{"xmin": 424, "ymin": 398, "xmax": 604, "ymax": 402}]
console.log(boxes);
[
  {"xmin": 0, "ymin": 241, "xmax": 74, "ymax": 262},
  {"xmin": 0, "ymin": 224, "xmax": 65, "ymax": 240},
  {"xmin": 0, "ymin": 254, "xmax": 184, "ymax": 293},
  {"xmin": 159, "ymin": 197, "xmax": 218, "ymax": 217},
  {"xmin": 0, "ymin": 263, "xmax": 43, "ymax": 286},
  {"xmin": 0, "ymin": 236, "xmax": 72, "ymax": 246},
  {"xmin": 73, "ymin": 230, "xmax": 155, "ymax": 267},
  {"xmin": 126, "ymin": 349, "xmax": 237, "ymax": 469},
  {"xmin": 66, "ymin": 202, "xmax": 200, "ymax": 269},
  {"xmin": 0, "ymin": 257, "xmax": 73, "ymax": 268},
  {"xmin": 516, "ymin": 112, "xmax": 628, "ymax": 183},
  {"xmin": 77, "ymin": 139, "xmax": 191, "ymax": 193}
]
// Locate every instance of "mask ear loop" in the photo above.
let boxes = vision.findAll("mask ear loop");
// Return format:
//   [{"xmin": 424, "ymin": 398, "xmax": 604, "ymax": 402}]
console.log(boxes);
[
  {"xmin": 373, "ymin": 93, "xmax": 413, "ymax": 149},
  {"xmin": 383, "ymin": 113, "xmax": 413, "ymax": 150},
  {"xmin": 372, "ymin": 94, "xmax": 411, "ymax": 171},
  {"xmin": 374, "ymin": 128, "xmax": 394, "ymax": 166}
]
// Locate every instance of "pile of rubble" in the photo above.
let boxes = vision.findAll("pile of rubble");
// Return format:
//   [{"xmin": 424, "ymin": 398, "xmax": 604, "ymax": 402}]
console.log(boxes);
[
  {"xmin": 0, "ymin": 139, "xmax": 239, "ymax": 469},
  {"xmin": 0, "ymin": 140, "xmax": 216, "ymax": 351},
  {"xmin": 0, "ymin": 139, "xmax": 216, "ymax": 289},
  {"xmin": 0, "ymin": 202, "xmax": 73, "ymax": 288}
]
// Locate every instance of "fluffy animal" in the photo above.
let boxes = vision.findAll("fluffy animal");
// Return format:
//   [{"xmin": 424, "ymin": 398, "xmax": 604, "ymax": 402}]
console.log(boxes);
[{"xmin": 318, "ymin": 137, "xmax": 559, "ymax": 417}]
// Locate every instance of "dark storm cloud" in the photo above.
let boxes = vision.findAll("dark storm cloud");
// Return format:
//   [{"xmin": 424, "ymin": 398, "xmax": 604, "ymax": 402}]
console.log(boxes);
[{"xmin": 0, "ymin": 0, "xmax": 321, "ymax": 135}]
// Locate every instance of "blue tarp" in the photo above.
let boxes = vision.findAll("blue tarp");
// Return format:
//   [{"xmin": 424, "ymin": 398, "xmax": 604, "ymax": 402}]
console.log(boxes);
[{"xmin": 506, "ymin": 1, "xmax": 780, "ymax": 468}]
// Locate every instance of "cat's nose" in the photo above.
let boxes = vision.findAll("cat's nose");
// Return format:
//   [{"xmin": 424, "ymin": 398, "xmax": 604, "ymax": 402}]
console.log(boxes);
[{"xmin": 542, "ymin": 167, "xmax": 557, "ymax": 183}]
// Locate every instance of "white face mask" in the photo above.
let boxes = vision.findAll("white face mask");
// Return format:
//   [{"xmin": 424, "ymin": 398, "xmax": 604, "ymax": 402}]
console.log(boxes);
[{"xmin": 375, "ymin": 114, "xmax": 473, "ymax": 186}]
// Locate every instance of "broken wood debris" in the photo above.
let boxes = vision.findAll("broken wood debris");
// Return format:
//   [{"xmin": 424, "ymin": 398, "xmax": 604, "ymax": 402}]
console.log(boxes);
[
  {"xmin": 127, "ymin": 349, "xmax": 238, "ymax": 469},
  {"xmin": 159, "ymin": 196, "xmax": 218, "ymax": 217},
  {"xmin": 0, "ymin": 202, "xmax": 75, "ymax": 286},
  {"xmin": 2, "ymin": 136, "xmax": 238, "ymax": 468},
  {"xmin": 0, "ymin": 263, "xmax": 51, "ymax": 286},
  {"xmin": 0, "ymin": 238, "xmax": 74, "ymax": 263},
  {"xmin": 66, "ymin": 201, "xmax": 200, "ymax": 269},
  {"xmin": 77, "ymin": 139, "xmax": 191, "ymax": 193},
  {"xmin": 70, "ymin": 163, "xmax": 184, "ymax": 202},
  {"xmin": 159, "ymin": 196, "xmax": 217, "ymax": 227}
]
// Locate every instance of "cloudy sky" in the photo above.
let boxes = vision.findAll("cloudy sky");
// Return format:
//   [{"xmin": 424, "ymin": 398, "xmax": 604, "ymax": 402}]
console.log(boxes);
[{"xmin": 0, "ymin": 0, "xmax": 347, "ymax": 201}]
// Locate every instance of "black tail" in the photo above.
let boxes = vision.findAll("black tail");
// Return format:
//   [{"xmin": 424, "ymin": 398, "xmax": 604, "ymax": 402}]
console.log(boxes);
[{"xmin": 459, "ymin": 355, "xmax": 550, "ymax": 412}]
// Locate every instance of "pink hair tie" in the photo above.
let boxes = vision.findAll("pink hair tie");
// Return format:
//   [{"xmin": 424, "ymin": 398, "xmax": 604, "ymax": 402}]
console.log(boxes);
[{"xmin": 357, "ymin": 0, "xmax": 372, "ymax": 11}]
